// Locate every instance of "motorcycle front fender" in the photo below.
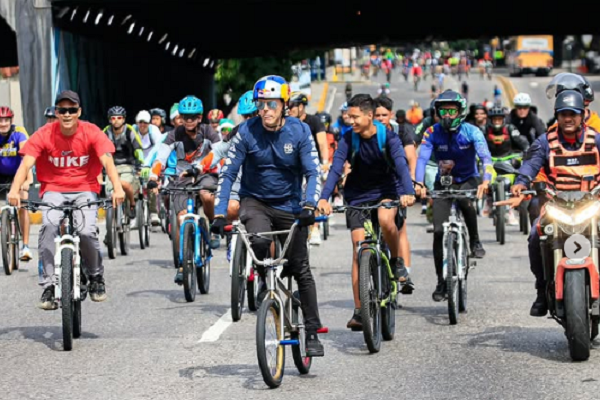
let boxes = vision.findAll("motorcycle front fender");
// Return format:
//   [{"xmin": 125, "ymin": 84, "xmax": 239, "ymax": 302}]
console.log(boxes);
[{"xmin": 555, "ymin": 256, "xmax": 599, "ymax": 301}]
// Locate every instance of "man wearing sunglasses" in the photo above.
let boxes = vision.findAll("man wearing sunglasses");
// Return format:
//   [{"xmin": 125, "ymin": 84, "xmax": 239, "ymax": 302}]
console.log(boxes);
[
  {"xmin": 8, "ymin": 90, "xmax": 125, "ymax": 309},
  {"xmin": 211, "ymin": 75, "xmax": 325, "ymax": 357},
  {"xmin": 508, "ymin": 93, "xmax": 546, "ymax": 145},
  {"xmin": 415, "ymin": 90, "xmax": 491, "ymax": 302}
]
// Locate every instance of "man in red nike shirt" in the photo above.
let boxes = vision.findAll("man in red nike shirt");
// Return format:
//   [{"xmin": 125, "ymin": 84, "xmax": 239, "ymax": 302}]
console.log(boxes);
[{"xmin": 8, "ymin": 90, "xmax": 125, "ymax": 310}]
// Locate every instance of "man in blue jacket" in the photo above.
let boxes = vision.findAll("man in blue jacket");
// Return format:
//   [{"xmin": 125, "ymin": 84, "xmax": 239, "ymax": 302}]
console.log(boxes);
[
  {"xmin": 415, "ymin": 90, "xmax": 492, "ymax": 301},
  {"xmin": 211, "ymin": 75, "xmax": 324, "ymax": 357}
]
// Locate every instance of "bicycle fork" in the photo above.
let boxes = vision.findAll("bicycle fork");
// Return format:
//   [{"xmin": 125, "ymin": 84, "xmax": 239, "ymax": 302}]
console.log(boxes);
[{"xmin": 53, "ymin": 235, "xmax": 81, "ymax": 303}]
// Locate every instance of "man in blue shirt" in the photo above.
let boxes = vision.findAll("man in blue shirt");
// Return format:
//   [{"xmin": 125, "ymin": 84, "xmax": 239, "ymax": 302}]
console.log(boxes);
[
  {"xmin": 415, "ymin": 90, "xmax": 492, "ymax": 301},
  {"xmin": 210, "ymin": 75, "xmax": 324, "ymax": 357},
  {"xmin": 317, "ymin": 94, "xmax": 415, "ymax": 330}
]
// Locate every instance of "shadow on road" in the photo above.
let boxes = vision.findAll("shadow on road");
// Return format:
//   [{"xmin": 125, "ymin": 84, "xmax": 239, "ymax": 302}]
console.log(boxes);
[
  {"xmin": 127, "ymin": 289, "xmax": 189, "ymax": 304},
  {"xmin": 0, "ymin": 325, "xmax": 99, "ymax": 350},
  {"xmin": 400, "ymin": 305, "xmax": 451, "ymax": 326}
]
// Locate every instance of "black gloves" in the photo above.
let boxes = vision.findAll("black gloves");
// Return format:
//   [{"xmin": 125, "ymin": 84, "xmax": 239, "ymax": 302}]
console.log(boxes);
[
  {"xmin": 210, "ymin": 216, "xmax": 228, "ymax": 236},
  {"xmin": 184, "ymin": 167, "xmax": 200, "ymax": 178},
  {"xmin": 297, "ymin": 207, "xmax": 316, "ymax": 227}
]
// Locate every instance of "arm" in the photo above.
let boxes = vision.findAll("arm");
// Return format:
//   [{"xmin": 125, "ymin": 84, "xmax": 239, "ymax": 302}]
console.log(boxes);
[
  {"xmin": 515, "ymin": 137, "xmax": 548, "ymax": 186},
  {"xmin": 214, "ymin": 130, "xmax": 247, "ymax": 216},
  {"xmin": 8, "ymin": 156, "xmax": 36, "ymax": 206},
  {"xmin": 415, "ymin": 127, "xmax": 434, "ymax": 183},
  {"xmin": 150, "ymin": 130, "xmax": 177, "ymax": 177},
  {"xmin": 100, "ymin": 153, "xmax": 125, "ymax": 204},
  {"xmin": 204, "ymin": 124, "xmax": 221, "ymax": 144},
  {"xmin": 404, "ymin": 144, "xmax": 417, "ymax": 180},
  {"xmin": 320, "ymin": 134, "xmax": 350, "ymax": 200},
  {"xmin": 299, "ymin": 127, "xmax": 321, "ymax": 208},
  {"xmin": 315, "ymin": 131, "xmax": 329, "ymax": 166},
  {"xmin": 388, "ymin": 132, "xmax": 415, "ymax": 196}
]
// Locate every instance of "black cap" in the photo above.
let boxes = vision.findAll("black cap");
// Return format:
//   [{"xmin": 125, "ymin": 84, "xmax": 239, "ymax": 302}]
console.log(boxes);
[{"xmin": 55, "ymin": 90, "xmax": 80, "ymax": 106}]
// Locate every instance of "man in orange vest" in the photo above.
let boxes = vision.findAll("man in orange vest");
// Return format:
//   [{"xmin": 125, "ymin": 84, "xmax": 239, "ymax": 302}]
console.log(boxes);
[
  {"xmin": 406, "ymin": 101, "xmax": 423, "ymax": 125},
  {"xmin": 499, "ymin": 90, "xmax": 600, "ymax": 317}
]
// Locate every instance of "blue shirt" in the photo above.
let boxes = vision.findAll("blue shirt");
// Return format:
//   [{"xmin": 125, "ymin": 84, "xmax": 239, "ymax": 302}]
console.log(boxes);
[
  {"xmin": 416, "ymin": 122, "xmax": 492, "ymax": 184},
  {"xmin": 320, "ymin": 122, "xmax": 414, "ymax": 205},
  {"xmin": 215, "ymin": 117, "xmax": 320, "ymax": 215},
  {"xmin": 331, "ymin": 117, "xmax": 352, "ymax": 137},
  {"xmin": 516, "ymin": 129, "xmax": 600, "ymax": 186}
]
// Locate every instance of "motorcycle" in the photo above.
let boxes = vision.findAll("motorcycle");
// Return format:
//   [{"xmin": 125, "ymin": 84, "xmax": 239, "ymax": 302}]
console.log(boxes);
[{"xmin": 494, "ymin": 162, "xmax": 600, "ymax": 361}]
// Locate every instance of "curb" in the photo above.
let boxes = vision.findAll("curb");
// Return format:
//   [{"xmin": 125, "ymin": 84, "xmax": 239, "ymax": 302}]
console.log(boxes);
[
  {"xmin": 29, "ymin": 208, "xmax": 106, "ymax": 225},
  {"xmin": 496, "ymin": 75, "xmax": 518, "ymax": 108},
  {"xmin": 317, "ymin": 82, "xmax": 329, "ymax": 113}
]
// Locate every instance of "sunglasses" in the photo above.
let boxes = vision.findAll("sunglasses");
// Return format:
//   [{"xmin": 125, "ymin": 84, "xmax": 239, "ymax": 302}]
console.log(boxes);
[
  {"xmin": 438, "ymin": 108, "xmax": 458, "ymax": 116},
  {"xmin": 255, "ymin": 100, "xmax": 279, "ymax": 111},
  {"xmin": 56, "ymin": 107, "xmax": 79, "ymax": 115},
  {"xmin": 111, "ymin": 116, "xmax": 124, "ymax": 120},
  {"xmin": 181, "ymin": 114, "xmax": 200, "ymax": 121},
  {"xmin": 221, "ymin": 127, "xmax": 232, "ymax": 133}
]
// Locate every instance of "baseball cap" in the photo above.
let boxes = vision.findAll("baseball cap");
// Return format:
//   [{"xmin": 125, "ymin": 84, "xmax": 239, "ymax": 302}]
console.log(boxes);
[
  {"xmin": 136, "ymin": 110, "xmax": 151, "ymax": 123},
  {"xmin": 55, "ymin": 90, "xmax": 80, "ymax": 106}
]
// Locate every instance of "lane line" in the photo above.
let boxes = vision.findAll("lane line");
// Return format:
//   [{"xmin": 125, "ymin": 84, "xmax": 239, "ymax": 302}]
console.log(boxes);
[
  {"xmin": 198, "ymin": 309, "xmax": 233, "ymax": 342},
  {"xmin": 325, "ymin": 86, "xmax": 337, "ymax": 113}
]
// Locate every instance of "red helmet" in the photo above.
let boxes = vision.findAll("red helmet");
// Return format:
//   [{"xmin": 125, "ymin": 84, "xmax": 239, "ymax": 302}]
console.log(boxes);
[
  {"xmin": 0, "ymin": 106, "xmax": 14, "ymax": 118},
  {"xmin": 207, "ymin": 109, "xmax": 224, "ymax": 123}
]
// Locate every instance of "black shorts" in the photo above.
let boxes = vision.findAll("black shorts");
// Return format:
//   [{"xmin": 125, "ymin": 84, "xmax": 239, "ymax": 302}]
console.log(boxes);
[
  {"xmin": 169, "ymin": 174, "xmax": 218, "ymax": 214},
  {"xmin": 345, "ymin": 198, "xmax": 405, "ymax": 231},
  {"xmin": 0, "ymin": 175, "xmax": 14, "ymax": 202}
]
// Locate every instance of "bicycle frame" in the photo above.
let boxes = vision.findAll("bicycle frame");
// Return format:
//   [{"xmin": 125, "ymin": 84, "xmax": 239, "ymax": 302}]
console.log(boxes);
[
  {"xmin": 178, "ymin": 191, "xmax": 211, "ymax": 268},
  {"xmin": 441, "ymin": 200, "xmax": 469, "ymax": 281},
  {"xmin": 52, "ymin": 209, "xmax": 82, "ymax": 302},
  {"xmin": 228, "ymin": 220, "xmax": 253, "ymax": 280}
]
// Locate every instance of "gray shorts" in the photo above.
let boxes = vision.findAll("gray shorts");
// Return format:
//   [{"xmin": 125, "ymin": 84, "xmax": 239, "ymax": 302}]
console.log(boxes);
[{"xmin": 171, "ymin": 174, "xmax": 218, "ymax": 214}]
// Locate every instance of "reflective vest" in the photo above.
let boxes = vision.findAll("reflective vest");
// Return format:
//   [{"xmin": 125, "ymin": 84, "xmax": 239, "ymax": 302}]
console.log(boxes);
[{"xmin": 547, "ymin": 127, "xmax": 600, "ymax": 191}]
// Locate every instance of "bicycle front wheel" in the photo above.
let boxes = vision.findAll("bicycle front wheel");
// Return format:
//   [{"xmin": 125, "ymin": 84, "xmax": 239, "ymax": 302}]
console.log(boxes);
[
  {"xmin": 495, "ymin": 180, "xmax": 506, "ymax": 245},
  {"xmin": 105, "ymin": 207, "xmax": 117, "ymax": 259},
  {"xmin": 231, "ymin": 235, "xmax": 246, "ymax": 321},
  {"xmin": 61, "ymin": 248, "xmax": 75, "ymax": 350},
  {"xmin": 446, "ymin": 233, "xmax": 459, "ymax": 325},
  {"xmin": 182, "ymin": 223, "xmax": 197, "ymax": 302},
  {"xmin": 136, "ymin": 200, "xmax": 145, "ymax": 250},
  {"xmin": 144, "ymin": 200, "xmax": 150, "ymax": 247},
  {"xmin": 197, "ymin": 217, "xmax": 210, "ymax": 294},
  {"xmin": 1, "ymin": 209, "xmax": 13, "ymax": 275},
  {"xmin": 381, "ymin": 261, "xmax": 396, "ymax": 341},
  {"xmin": 359, "ymin": 249, "xmax": 381, "ymax": 353},
  {"xmin": 256, "ymin": 297, "xmax": 285, "ymax": 388}
]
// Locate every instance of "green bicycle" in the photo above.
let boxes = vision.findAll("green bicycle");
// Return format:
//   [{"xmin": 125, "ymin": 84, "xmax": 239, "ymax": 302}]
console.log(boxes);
[{"xmin": 489, "ymin": 153, "xmax": 522, "ymax": 245}]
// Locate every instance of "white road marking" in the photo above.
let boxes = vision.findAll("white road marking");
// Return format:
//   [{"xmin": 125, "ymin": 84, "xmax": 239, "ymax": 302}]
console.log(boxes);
[
  {"xmin": 530, "ymin": 81, "xmax": 539, "ymax": 88},
  {"xmin": 326, "ymin": 86, "xmax": 337, "ymax": 113},
  {"xmin": 198, "ymin": 309, "xmax": 233, "ymax": 342}
]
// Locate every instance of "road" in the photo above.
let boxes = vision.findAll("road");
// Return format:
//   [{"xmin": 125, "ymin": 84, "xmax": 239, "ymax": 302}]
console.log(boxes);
[{"xmin": 2, "ymin": 72, "xmax": 600, "ymax": 400}]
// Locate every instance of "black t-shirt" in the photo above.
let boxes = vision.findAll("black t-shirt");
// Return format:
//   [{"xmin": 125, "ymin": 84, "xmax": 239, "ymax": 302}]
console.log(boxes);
[
  {"xmin": 398, "ymin": 122, "xmax": 416, "ymax": 147},
  {"xmin": 302, "ymin": 114, "xmax": 326, "ymax": 159}
]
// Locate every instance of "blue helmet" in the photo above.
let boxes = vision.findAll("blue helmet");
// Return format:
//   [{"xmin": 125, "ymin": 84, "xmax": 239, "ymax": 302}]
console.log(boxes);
[
  {"xmin": 238, "ymin": 90, "xmax": 257, "ymax": 115},
  {"xmin": 178, "ymin": 95, "xmax": 203, "ymax": 114}
]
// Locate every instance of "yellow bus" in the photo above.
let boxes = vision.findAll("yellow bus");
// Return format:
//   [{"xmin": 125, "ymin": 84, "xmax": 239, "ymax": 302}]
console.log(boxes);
[{"xmin": 507, "ymin": 35, "xmax": 553, "ymax": 77}]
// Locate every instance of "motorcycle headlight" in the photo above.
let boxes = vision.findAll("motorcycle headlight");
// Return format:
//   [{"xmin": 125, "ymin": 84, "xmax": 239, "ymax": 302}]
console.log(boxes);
[{"xmin": 545, "ymin": 202, "xmax": 600, "ymax": 234}]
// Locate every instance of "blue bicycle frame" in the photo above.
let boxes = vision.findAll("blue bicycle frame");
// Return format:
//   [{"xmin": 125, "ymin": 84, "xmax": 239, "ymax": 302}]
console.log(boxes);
[{"xmin": 178, "ymin": 194, "xmax": 212, "ymax": 268}]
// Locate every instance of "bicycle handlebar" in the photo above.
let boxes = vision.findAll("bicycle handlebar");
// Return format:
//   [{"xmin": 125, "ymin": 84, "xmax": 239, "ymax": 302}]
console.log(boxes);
[
  {"xmin": 332, "ymin": 200, "xmax": 400, "ymax": 213},
  {"xmin": 428, "ymin": 189, "xmax": 478, "ymax": 199},
  {"xmin": 21, "ymin": 199, "xmax": 111, "ymax": 212}
]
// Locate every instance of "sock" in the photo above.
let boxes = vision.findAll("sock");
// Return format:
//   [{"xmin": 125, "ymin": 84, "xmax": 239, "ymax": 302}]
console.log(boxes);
[{"xmin": 406, "ymin": 267, "xmax": 411, "ymax": 274}]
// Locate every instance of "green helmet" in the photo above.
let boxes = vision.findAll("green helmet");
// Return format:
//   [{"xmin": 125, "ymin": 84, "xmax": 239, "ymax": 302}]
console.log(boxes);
[{"xmin": 170, "ymin": 103, "xmax": 179, "ymax": 121}]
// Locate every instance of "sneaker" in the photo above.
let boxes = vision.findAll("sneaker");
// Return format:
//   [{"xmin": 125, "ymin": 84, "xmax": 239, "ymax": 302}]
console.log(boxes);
[
  {"xmin": 400, "ymin": 276, "xmax": 415, "ymax": 295},
  {"xmin": 426, "ymin": 225, "xmax": 434, "ymax": 233},
  {"xmin": 88, "ymin": 275, "xmax": 107, "ymax": 302},
  {"xmin": 530, "ymin": 289, "xmax": 548, "ymax": 317},
  {"xmin": 174, "ymin": 268, "xmax": 183, "ymax": 285},
  {"xmin": 150, "ymin": 213, "xmax": 160, "ymax": 226},
  {"xmin": 470, "ymin": 240, "xmax": 486, "ymax": 258},
  {"xmin": 210, "ymin": 234, "xmax": 221, "ymax": 250},
  {"xmin": 38, "ymin": 286, "xmax": 58, "ymax": 310},
  {"xmin": 19, "ymin": 246, "xmax": 33, "ymax": 262},
  {"xmin": 421, "ymin": 206, "xmax": 427, "ymax": 215},
  {"xmin": 506, "ymin": 209, "xmax": 519, "ymax": 226},
  {"xmin": 305, "ymin": 333, "xmax": 324, "ymax": 357},
  {"xmin": 346, "ymin": 309, "xmax": 363, "ymax": 331},
  {"xmin": 309, "ymin": 226, "xmax": 321, "ymax": 245},
  {"xmin": 432, "ymin": 281, "xmax": 446, "ymax": 302}
]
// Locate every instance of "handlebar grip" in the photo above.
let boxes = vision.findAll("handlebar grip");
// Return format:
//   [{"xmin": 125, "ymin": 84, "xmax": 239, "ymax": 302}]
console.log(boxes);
[
  {"xmin": 224, "ymin": 225, "xmax": 233, "ymax": 232},
  {"xmin": 315, "ymin": 215, "xmax": 328, "ymax": 222}
]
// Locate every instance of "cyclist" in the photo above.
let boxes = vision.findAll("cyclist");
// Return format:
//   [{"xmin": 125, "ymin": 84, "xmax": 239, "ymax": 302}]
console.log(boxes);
[
  {"xmin": 170, "ymin": 103, "xmax": 183, "ymax": 129},
  {"xmin": 482, "ymin": 106, "xmax": 529, "ymax": 223},
  {"xmin": 501, "ymin": 89, "xmax": 600, "ymax": 316},
  {"xmin": 331, "ymin": 102, "xmax": 353, "ymax": 139},
  {"xmin": 44, "ymin": 107, "xmax": 57, "ymax": 124},
  {"xmin": 472, "ymin": 104, "xmax": 488, "ymax": 133},
  {"xmin": 8, "ymin": 90, "xmax": 125, "ymax": 309},
  {"xmin": 317, "ymin": 94, "xmax": 415, "ymax": 329},
  {"xmin": 415, "ymin": 90, "xmax": 491, "ymax": 301},
  {"xmin": 103, "ymin": 106, "xmax": 144, "ymax": 219},
  {"xmin": 210, "ymin": 75, "xmax": 325, "ymax": 357},
  {"xmin": 150, "ymin": 108, "xmax": 172, "ymax": 133},
  {"xmin": 134, "ymin": 110, "xmax": 163, "ymax": 160},
  {"xmin": 0, "ymin": 106, "xmax": 33, "ymax": 261},
  {"xmin": 207, "ymin": 109, "xmax": 224, "ymax": 132},
  {"xmin": 508, "ymin": 93, "xmax": 546, "ymax": 145},
  {"xmin": 377, "ymin": 83, "xmax": 391, "ymax": 98}
]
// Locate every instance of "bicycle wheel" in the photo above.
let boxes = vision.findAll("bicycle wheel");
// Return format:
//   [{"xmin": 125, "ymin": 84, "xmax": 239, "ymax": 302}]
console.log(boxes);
[
  {"xmin": 381, "ymin": 261, "xmax": 396, "ymax": 341},
  {"xmin": 105, "ymin": 207, "xmax": 117, "ymax": 259},
  {"xmin": 2, "ymin": 209, "xmax": 13, "ymax": 275},
  {"xmin": 118, "ymin": 205, "xmax": 130, "ymax": 255},
  {"xmin": 182, "ymin": 223, "xmax": 197, "ymax": 302},
  {"xmin": 144, "ymin": 201, "xmax": 150, "ymax": 247},
  {"xmin": 495, "ymin": 180, "xmax": 506, "ymax": 245},
  {"xmin": 256, "ymin": 297, "xmax": 285, "ymax": 388},
  {"xmin": 197, "ymin": 217, "xmax": 210, "ymax": 294},
  {"xmin": 158, "ymin": 193, "xmax": 166, "ymax": 233},
  {"xmin": 170, "ymin": 207, "xmax": 178, "ymax": 268},
  {"xmin": 359, "ymin": 249, "xmax": 381, "ymax": 353},
  {"xmin": 519, "ymin": 200, "xmax": 530, "ymax": 235},
  {"xmin": 446, "ymin": 233, "xmax": 459, "ymax": 325},
  {"xmin": 10, "ymin": 213, "xmax": 19, "ymax": 271},
  {"xmin": 73, "ymin": 298, "xmax": 82, "ymax": 338},
  {"xmin": 231, "ymin": 235, "xmax": 246, "ymax": 321},
  {"xmin": 61, "ymin": 248, "xmax": 75, "ymax": 351},
  {"xmin": 322, "ymin": 218, "xmax": 329, "ymax": 240},
  {"xmin": 136, "ymin": 201, "xmax": 145, "ymax": 249},
  {"xmin": 291, "ymin": 291, "xmax": 312, "ymax": 374}
]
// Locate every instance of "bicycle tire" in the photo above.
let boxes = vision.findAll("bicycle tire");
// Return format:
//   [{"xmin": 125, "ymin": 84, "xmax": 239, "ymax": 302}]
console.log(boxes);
[
  {"xmin": 381, "ymin": 260, "xmax": 396, "ymax": 341},
  {"xmin": 61, "ymin": 248, "xmax": 74, "ymax": 351},
  {"xmin": 323, "ymin": 219, "xmax": 329, "ymax": 241},
  {"xmin": 291, "ymin": 291, "xmax": 312, "ymax": 374},
  {"xmin": 73, "ymin": 298, "xmax": 82, "ymax": 338},
  {"xmin": 359, "ymin": 249, "xmax": 381, "ymax": 353},
  {"xmin": 247, "ymin": 268, "xmax": 260, "ymax": 312},
  {"xmin": 182, "ymin": 223, "xmax": 197, "ymax": 302},
  {"xmin": 10, "ymin": 213, "xmax": 19, "ymax": 271},
  {"xmin": 446, "ymin": 232, "xmax": 459, "ymax": 325},
  {"xmin": 170, "ymin": 207, "xmax": 179, "ymax": 268},
  {"xmin": 158, "ymin": 193, "xmax": 167, "ymax": 233},
  {"xmin": 105, "ymin": 207, "xmax": 117, "ymax": 259},
  {"xmin": 118, "ymin": 205, "xmax": 130, "ymax": 255},
  {"xmin": 144, "ymin": 200, "xmax": 151, "ymax": 247},
  {"xmin": 197, "ymin": 217, "xmax": 210, "ymax": 294},
  {"xmin": 256, "ymin": 297, "xmax": 285, "ymax": 388},
  {"xmin": 496, "ymin": 180, "xmax": 506, "ymax": 245},
  {"xmin": 136, "ymin": 201, "xmax": 145, "ymax": 250},
  {"xmin": 520, "ymin": 201, "xmax": 530, "ymax": 235},
  {"xmin": 1, "ymin": 209, "xmax": 12, "ymax": 275},
  {"xmin": 231, "ymin": 235, "xmax": 246, "ymax": 321}
]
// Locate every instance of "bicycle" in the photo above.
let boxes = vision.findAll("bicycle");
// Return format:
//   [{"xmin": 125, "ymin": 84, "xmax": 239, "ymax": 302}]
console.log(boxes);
[
  {"xmin": 104, "ymin": 182, "xmax": 132, "ymax": 258},
  {"xmin": 0, "ymin": 183, "xmax": 21, "ymax": 275},
  {"xmin": 332, "ymin": 200, "xmax": 402, "ymax": 353},
  {"xmin": 162, "ymin": 181, "xmax": 214, "ymax": 302},
  {"xmin": 429, "ymin": 180, "xmax": 477, "ymax": 325},
  {"xmin": 489, "ymin": 153, "xmax": 522, "ymax": 245},
  {"xmin": 229, "ymin": 216, "xmax": 328, "ymax": 388},
  {"xmin": 22, "ymin": 198, "xmax": 111, "ymax": 350},
  {"xmin": 134, "ymin": 175, "xmax": 151, "ymax": 249}
]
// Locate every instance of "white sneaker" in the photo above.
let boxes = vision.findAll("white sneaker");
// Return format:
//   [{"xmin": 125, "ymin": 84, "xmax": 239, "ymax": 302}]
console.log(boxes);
[
  {"xmin": 309, "ymin": 226, "xmax": 321, "ymax": 245},
  {"xmin": 506, "ymin": 209, "xmax": 519, "ymax": 226},
  {"xmin": 19, "ymin": 246, "xmax": 32, "ymax": 262},
  {"xmin": 150, "ymin": 213, "xmax": 160, "ymax": 226}
]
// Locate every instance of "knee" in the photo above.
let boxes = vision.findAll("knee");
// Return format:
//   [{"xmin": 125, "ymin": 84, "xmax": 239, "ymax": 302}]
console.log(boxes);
[
  {"xmin": 201, "ymin": 192, "xmax": 214, "ymax": 204},
  {"xmin": 251, "ymin": 237, "xmax": 271, "ymax": 257}
]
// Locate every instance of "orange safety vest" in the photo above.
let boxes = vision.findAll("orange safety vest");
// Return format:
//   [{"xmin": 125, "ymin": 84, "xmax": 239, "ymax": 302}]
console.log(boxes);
[{"xmin": 547, "ymin": 127, "xmax": 600, "ymax": 191}]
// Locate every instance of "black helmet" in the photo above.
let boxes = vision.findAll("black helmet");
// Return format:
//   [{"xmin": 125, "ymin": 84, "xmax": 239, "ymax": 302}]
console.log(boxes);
[
  {"xmin": 316, "ymin": 111, "xmax": 331, "ymax": 126},
  {"xmin": 289, "ymin": 91, "xmax": 308, "ymax": 105},
  {"xmin": 44, "ymin": 106, "xmax": 55, "ymax": 118},
  {"xmin": 433, "ymin": 90, "xmax": 467, "ymax": 132},
  {"xmin": 487, "ymin": 107, "xmax": 506, "ymax": 131},
  {"xmin": 554, "ymin": 89, "xmax": 585, "ymax": 114},
  {"xmin": 546, "ymin": 72, "xmax": 588, "ymax": 99},
  {"xmin": 582, "ymin": 76, "xmax": 594, "ymax": 103},
  {"xmin": 149, "ymin": 108, "xmax": 167, "ymax": 124},
  {"xmin": 107, "ymin": 106, "xmax": 126, "ymax": 118}
]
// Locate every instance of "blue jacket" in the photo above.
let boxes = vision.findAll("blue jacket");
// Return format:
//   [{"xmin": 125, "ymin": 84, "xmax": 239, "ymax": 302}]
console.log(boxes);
[
  {"xmin": 331, "ymin": 117, "xmax": 352, "ymax": 137},
  {"xmin": 416, "ymin": 122, "xmax": 492, "ymax": 184},
  {"xmin": 215, "ymin": 117, "xmax": 320, "ymax": 215}
]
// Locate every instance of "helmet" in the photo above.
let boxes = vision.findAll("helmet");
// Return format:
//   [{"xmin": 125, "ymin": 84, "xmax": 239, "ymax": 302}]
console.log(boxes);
[
  {"xmin": 487, "ymin": 107, "xmax": 506, "ymax": 130},
  {"xmin": 170, "ymin": 103, "xmax": 179, "ymax": 120},
  {"xmin": 218, "ymin": 118, "xmax": 235, "ymax": 131},
  {"xmin": 289, "ymin": 91, "xmax": 309, "ymax": 105},
  {"xmin": 178, "ymin": 95, "xmax": 203, "ymax": 114},
  {"xmin": 433, "ymin": 90, "xmax": 467, "ymax": 132},
  {"xmin": 582, "ymin": 76, "xmax": 594, "ymax": 103},
  {"xmin": 107, "ymin": 106, "xmax": 126, "ymax": 118},
  {"xmin": 340, "ymin": 102, "xmax": 348, "ymax": 112},
  {"xmin": 238, "ymin": 90, "xmax": 257, "ymax": 115},
  {"xmin": 513, "ymin": 93, "xmax": 532, "ymax": 107},
  {"xmin": 554, "ymin": 89, "xmax": 585, "ymax": 114},
  {"xmin": 135, "ymin": 110, "xmax": 151, "ymax": 123},
  {"xmin": 545, "ymin": 72, "xmax": 588, "ymax": 99},
  {"xmin": 207, "ymin": 109, "xmax": 224, "ymax": 122},
  {"xmin": 0, "ymin": 106, "xmax": 14, "ymax": 118},
  {"xmin": 316, "ymin": 112, "xmax": 331, "ymax": 128},
  {"xmin": 44, "ymin": 106, "xmax": 55, "ymax": 118},
  {"xmin": 253, "ymin": 75, "xmax": 290, "ymax": 102},
  {"xmin": 149, "ymin": 108, "xmax": 167, "ymax": 124}
]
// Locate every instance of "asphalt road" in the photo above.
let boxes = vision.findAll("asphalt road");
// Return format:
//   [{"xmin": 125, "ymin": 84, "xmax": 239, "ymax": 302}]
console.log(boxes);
[{"xmin": 2, "ymin": 72, "xmax": 600, "ymax": 400}]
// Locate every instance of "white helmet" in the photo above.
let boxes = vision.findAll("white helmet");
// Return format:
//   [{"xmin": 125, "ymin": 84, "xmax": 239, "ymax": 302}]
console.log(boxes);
[
  {"xmin": 513, "ymin": 93, "xmax": 532, "ymax": 107},
  {"xmin": 135, "ymin": 110, "xmax": 151, "ymax": 123}
]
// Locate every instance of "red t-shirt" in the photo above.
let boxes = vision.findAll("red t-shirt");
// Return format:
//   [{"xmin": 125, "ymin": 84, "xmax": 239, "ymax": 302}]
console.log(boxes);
[{"xmin": 20, "ymin": 121, "xmax": 115, "ymax": 196}]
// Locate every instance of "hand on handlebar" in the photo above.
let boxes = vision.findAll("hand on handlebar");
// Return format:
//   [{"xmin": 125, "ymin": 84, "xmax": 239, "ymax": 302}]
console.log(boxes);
[
  {"xmin": 8, "ymin": 189, "xmax": 20, "ymax": 208},
  {"xmin": 401, "ymin": 195, "xmax": 415, "ymax": 207},
  {"xmin": 494, "ymin": 196, "xmax": 523, "ymax": 209},
  {"xmin": 415, "ymin": 182, "xmax": 427, "ymax": 198},
  {"xmin": 511, "ymin": 183, "xmax": 527, "ymax": 197},
  {"xmin": 476, "ymin": 180, "xmax": 490, "ymax": 199},
  {"xmin": 112, "ymin": 189, "xmax": 126, "ymax": 208},
  {"xmin": 317, "ymin": 199, "xmax": 332, "ymax": 215}
]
